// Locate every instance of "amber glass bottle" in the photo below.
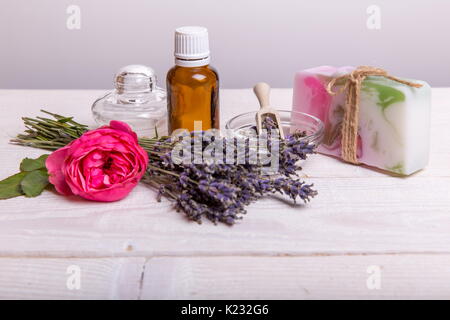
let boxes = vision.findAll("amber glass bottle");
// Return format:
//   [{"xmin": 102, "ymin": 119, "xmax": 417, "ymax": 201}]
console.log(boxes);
[
  {"xmin": 167, "ymin": 26, "xmax": 219, "ymax": 134},
  {"xmin": 167, "ymin": 65, "xmax": 219, "ymax": 133}
]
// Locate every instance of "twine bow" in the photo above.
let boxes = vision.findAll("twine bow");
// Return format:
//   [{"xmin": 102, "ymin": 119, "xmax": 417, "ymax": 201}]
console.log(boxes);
[{"xmin": 326, "ymin": 66, "xmax": 423, "ymax": 164}]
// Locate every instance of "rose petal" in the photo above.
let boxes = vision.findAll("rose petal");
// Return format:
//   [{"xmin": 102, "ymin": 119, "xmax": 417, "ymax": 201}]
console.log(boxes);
[
  {"xmin": 110, "ymin": 120, "xmax": 138, "ymax": 143},
  {"xmin": 45, "ymin": 145, "xmax": 73, "ymax": 196}
]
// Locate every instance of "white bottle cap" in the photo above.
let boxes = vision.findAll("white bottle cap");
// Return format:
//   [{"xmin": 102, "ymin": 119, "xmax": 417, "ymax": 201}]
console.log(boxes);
[{"xmin": 174, "ymin": 26, "xmax": 210, "ymax": 67}]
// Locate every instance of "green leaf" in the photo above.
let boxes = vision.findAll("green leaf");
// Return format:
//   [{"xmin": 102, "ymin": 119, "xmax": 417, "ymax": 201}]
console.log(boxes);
[
  {"xmin": 0, "ymin": 172, "xmax": 27, "ymax": 199},
  {"xmin": 20, "ymin": 154, "xmax": 49, "ymax": 172},
  {"xmin": 20, "ymin": 169, "xmax": 49, "ymax": 198}
]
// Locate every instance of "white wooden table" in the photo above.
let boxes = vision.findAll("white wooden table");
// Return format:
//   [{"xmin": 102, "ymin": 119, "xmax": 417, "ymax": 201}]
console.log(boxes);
[{"xmin": 0, "ymin": 89, "xmax": 449, "ymax": 300}]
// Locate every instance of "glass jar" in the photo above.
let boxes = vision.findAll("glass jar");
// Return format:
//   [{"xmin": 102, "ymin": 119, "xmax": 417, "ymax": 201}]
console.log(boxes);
[{"xmin": 92, "ymin": 65, "xmax": 167, "ymax": 137}]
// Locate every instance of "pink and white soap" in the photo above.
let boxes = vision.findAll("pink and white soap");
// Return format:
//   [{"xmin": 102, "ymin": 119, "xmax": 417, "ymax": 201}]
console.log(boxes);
[{"xmin": 293, "ymin": 66, "xmax": 431, "ymax": 175}]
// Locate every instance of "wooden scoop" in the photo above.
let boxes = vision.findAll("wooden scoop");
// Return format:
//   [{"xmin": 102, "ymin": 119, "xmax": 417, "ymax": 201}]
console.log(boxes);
[{"xmin": 253, "ymin": 82, "xmax": 285, "ymax": 139}]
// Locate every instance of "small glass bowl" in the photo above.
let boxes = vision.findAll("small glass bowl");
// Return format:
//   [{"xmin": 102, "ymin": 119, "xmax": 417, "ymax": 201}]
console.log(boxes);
[{"xmin": 225, "ymin": 110, "xmax": 324, "ymax": 146}]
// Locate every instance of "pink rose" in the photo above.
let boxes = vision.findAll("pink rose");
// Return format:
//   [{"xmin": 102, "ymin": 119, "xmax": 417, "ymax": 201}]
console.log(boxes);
[{"xmin": 46, "ymin": 121, "xmax": 148, "ymax": 202}]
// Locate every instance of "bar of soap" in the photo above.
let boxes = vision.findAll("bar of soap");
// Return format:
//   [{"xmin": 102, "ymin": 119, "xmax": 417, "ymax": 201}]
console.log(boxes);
[{"xmin": 292, "ymin": 66, "xmax": 431, "ymax": 175}]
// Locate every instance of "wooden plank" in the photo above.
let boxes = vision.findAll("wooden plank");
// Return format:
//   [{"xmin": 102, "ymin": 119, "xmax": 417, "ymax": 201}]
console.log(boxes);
[
  {"xmin": 141, "ymin": 255, "xmax": 450, "ymax": 300},
  {"xmin": 0, "ymin": 177, "xmax": 448, "ymax": 257},
  {"xmin": 1, "ymin": 254, "xmax": 449, "ymax": 300},
  {"xmin": 0, "ymin": 257, "xmax": 145, "ymax": 299}
]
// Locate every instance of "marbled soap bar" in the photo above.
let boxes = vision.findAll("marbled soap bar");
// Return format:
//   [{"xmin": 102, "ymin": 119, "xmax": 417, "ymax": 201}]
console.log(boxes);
[{"xmin": 292, "ymin": 66, "xmax": 431, "ymax": 175}]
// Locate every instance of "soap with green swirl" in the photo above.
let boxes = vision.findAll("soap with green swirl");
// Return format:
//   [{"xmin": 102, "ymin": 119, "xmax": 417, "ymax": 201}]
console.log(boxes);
[{"xmin": 292, "ymin": 66, "xmax": 431, "ymax": 175}]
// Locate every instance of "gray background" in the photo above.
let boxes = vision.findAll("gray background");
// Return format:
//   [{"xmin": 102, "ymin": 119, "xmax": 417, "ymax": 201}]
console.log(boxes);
[{"xmin": 0, "ymin": 0, "xmax": 448, "ymax": 89}]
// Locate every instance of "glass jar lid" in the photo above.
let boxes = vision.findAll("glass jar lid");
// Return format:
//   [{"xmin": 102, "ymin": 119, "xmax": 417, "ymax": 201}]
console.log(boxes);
[{"xmin": 114, "ymin": 64, "xmax": 157, "ymax": 94}]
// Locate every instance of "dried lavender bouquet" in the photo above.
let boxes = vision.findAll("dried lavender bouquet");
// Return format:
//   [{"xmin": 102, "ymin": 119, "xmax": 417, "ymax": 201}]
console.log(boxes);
[{"xmin": 12, "ymin": 111, "xmax": 318, "ymax": 225}]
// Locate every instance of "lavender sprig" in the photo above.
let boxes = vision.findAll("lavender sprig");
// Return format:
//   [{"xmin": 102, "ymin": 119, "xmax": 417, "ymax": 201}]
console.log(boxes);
[
  {"xmin": 145, "ymin": 118, "xmax": 318, "ymax": 225},
  {"xmin": 13, "ymin": 111, "xmax": 318, "ymax": 225}
]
